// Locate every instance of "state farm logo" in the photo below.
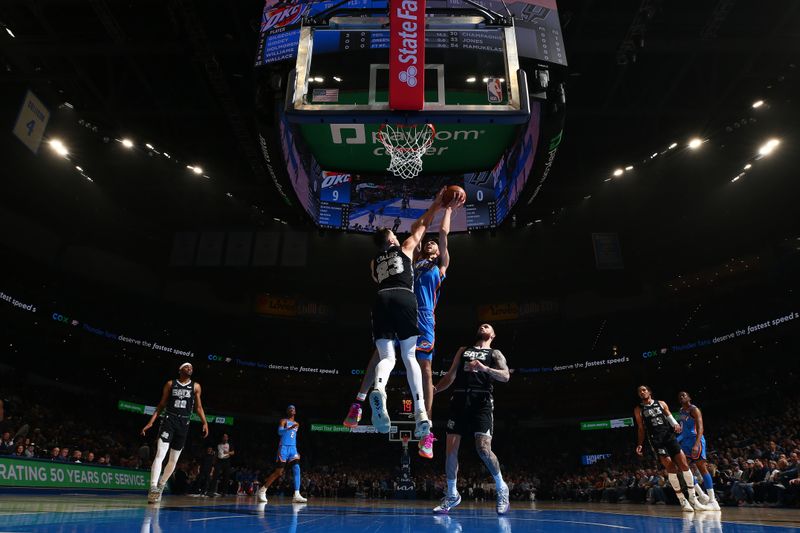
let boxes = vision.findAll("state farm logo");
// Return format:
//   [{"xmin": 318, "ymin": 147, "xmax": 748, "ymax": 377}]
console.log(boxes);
[
  {"xmin": 398, "ymin": 65, "xmax": 418, "ymax": 87},
  {"xmin": 262, "ymin": 4, "xmax": 305, "ymax": 31},
  {"xmin": 395, "ymin": 0, "xmax": 420, "ymax": 66}
]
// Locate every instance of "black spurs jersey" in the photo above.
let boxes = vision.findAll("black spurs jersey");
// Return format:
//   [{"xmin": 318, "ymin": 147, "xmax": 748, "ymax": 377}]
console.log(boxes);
[
  {"xmin": 640, "ymin": 400, "xmax": 673, "ymax": 440},
  {"xmin": 453, "ymin": 347, "xmax": 496, "ymax": 393},
  {"xmin": 373, "ymin": 245, "xmax": 413, "ymax": 291},
  {"xmin": 167, "ymin": 379, "xmax": 195, "ymax": 417}
]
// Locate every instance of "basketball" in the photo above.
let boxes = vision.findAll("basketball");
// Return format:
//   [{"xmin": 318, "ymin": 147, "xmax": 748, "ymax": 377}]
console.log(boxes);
[{"xmin": 441, "ymin": 185, "xmax": 465, "ymax": 206}]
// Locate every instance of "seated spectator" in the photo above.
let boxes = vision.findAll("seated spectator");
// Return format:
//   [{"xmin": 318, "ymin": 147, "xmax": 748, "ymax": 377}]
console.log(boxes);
[
  {"xmin": 72, "ymin": 450, "xmax": 83, "ymax": 463},
  {"xmin": 57, "ymin": 447, "xmax": 70, "ymax": 462},
  {"xmin": 12, "ymin": 444, "xmax": 25, "ymax": 457},
  {"xmin": 49, "ymin": 447, "xmax": 60, "ymax": 461},
  {"xmin": 0, "ymin": 431, "xmax": 14, "ymax": 455}
]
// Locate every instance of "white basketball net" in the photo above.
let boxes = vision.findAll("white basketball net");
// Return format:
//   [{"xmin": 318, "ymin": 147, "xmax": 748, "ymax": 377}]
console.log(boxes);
[{"xmin": 378, "ymin": 124, "xmax": 435, "ymax": 179}]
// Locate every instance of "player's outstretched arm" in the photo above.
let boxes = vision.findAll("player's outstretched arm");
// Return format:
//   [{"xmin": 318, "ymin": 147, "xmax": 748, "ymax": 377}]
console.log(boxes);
[
  {"xmin": 439, "ymin": 207, "xmax": 453, "ymax": 275},
  {"xmin": 402, "ymin": 188, "xmax": 445, "ymax": 256},
  {"xmin": 433, "ymin": 347, "xmax": 465, "ymax": 394},
  {"xmin": 194, "ymin": 382, "xmax": 209, "ymax": 438},
  {"xmin": 141, "ymin": 380, "xmax": 171, "ymax": 436}
]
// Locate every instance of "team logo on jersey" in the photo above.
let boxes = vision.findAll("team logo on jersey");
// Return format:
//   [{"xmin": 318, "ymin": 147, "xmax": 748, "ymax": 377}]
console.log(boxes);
[
  {"xmin": 418, "ymin": 340, "xmax": 432, "ymax": 350},
  {"xmin": 161, "ymin": 431, "xmax": 170, "ymax": 440},
  {"xmin": 447, "ymin": 419, "xmax": 455, "ymax": 429},
  {"xmin": 261, "ymin": 4, "xmax": 306, "ymax": 31}
]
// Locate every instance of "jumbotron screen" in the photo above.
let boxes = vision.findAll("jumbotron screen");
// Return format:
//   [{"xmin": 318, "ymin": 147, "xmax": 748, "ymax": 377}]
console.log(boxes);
[{"xmin": 277, "ymin": 103, "xmax": 541, "ymax": 232}]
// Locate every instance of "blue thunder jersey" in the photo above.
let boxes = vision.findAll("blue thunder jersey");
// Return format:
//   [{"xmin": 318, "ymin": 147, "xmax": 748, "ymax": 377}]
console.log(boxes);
[
  {"xmin": 679, "ymin": 405, "xmax": 698, "ymax": 443},
  {"xmin": 279, "ymin": 419, "xmax": 298, "ymax": 446},
  {"xmin": 414, "ymin": 258, "xmax": 444, "ymax": 310}
]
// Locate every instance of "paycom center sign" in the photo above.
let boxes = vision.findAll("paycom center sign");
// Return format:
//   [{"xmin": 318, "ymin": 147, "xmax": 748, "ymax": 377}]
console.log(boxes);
[{"xmin": 0, "ymin": 457, "xmax": 149, "ymax": 490}]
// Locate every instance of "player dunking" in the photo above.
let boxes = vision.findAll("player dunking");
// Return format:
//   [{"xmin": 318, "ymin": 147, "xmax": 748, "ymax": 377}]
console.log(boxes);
[
  {"xmin": 678, "ymin": 391, "xmax": 721, "ymax": 510},
  {"xmin": 368, "ymin": 189, "xmax": 454, "ymax": 438},
  {"xmin": 432, "ymin": 324, "xmax": 511, "ymax": 515},
  {"xmin": 257, "ymin": 405, "xmax": 307, "ymax": 504},
  {"xmin": 141, "ymin": 362, "xmax": 208, "ymax": 504},
  {"xmin": 634, "ymin": 385, "xmax": 712, "ymax": 512},
  {"xmin": 344, "ymin": 193, "xmax": 465, "ymax": 460}
]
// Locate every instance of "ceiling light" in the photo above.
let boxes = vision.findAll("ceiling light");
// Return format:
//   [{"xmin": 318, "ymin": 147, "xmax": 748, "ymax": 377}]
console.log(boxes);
[
  {"xmin": 466, "ymin": 77, "xmax": 476, "ymax": 83},
  {"xmin": 613, "ymin": 168, "xmax": 623, "ymax": 176},
  {"xmin": 752, "ymin": 100, "xmax": 764, "ymax": 108},
  {"xmin": 163, "ymin": 153, "xmax": 170, "ymax": 159},
  {"xmin": 688, "ymin": 138, "xmax": 703, "ymax": 149},
  {"xmin": 49, "ymin": 139, "xmax": 68, "ymax": 157},
  {"xmin": 668, "ymin": 142, "xmax": 677, "ymax": 149},
  {"xmin": 744, "ymin": 163, "xmax": 752, "ymax": 170},
  {"xmin": 482, "ymin": 77, "xmax": 489, "ymax": 83},
  {"xmin": 604, "ymin": 178, "xmax": 612, "ymax": 182},
  {"xmin": 333, "ymin": 76, "xmax": 342, "ymax": 82},
  {"xmin": 59, "ymin": 102, "xmax": 74, "ymax": 109},
  {"xmin": 584, "ymin": 195, "xmax": 591, "ymax": 200},
  {"xmin": 650, "ymin": 152, "xmax": 658, "ymax": 159},
  {"xmin": 534, "ymin": 219, "xmax": 542, "ymax": 223},
  {"xmin": 758, "ymin": 138, "xmax": 780, "ymax": 156},
  {"xmin": 625, "ymin": 165, "xmax": 633, "ymax": 171},
  {"xmin": 192, "ymin": 166, "xmax": 203, "ymax": 175},
  {"xmin": 75, "ymin": 166, "xmax": 83, "ymax": 171},
  {"xmin": 121, "ymin": 138, "xmax": 134, "ymax": 148},
  {"xmin": 4, "ymin": 26, "xmax": 14, "ymax": 38},
  {"xmin": 145, "ymin": 143, "xmax": 154, "ymax": 150}
]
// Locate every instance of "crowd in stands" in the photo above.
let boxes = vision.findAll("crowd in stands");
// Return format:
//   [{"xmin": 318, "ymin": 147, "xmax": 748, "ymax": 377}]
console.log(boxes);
[{"xmin": 551, "ymin": 396, "xmax": 800, "ymax": 508}]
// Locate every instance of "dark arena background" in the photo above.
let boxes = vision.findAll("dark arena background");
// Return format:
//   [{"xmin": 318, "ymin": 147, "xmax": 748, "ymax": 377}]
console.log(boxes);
[{"xmin": 1, "ymin": 1, "xmax": 800, "ymax": 532}]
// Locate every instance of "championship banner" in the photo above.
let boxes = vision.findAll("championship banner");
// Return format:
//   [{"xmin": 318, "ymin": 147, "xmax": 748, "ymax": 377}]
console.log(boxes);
[
  {"xmin": 389, "ymin": 0, "xmax": 426, "ymax": 110},
  {"xmin": 0, "ymin": 457, "xmax": 149, "ymax": 490}
]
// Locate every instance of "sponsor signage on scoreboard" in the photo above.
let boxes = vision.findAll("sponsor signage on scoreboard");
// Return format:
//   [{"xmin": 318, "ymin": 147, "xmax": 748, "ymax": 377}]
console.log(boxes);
[{"xmin": 389, "ymin": 0, "xmax": 426, "ymax": 110}]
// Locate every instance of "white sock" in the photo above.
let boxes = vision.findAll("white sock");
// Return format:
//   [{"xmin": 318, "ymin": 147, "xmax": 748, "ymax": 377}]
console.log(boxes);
[
  {"xmin": 373, "ymin": 338, "xmax": 396, "ymax": 391},
  {"xmin": 707, "ymin": 488, "xmax": 716, "ymax": 501},
  {"xmin": 356, "ymin": 392, "xmax": 367, "ymax": 401},
  {"xmin": 492, "ymin": 472, "xmax": 505, "ymax": 488},
  {"xmin": 258, "ymin": 486, "xmax": 266, "ymax": 494},
  {"xmin": 150, "ymin": 440, "xmax": 170, "ymax": 489},
  {"xmin": 294, "ymin": 490, "xmax": 301, "ymax": 496},
  {"xmin": 681, "ymin": 470, "xmax": 695, "ymax": 493},
  {"xmin": 398, "ymin": 336, "xmax": 425, "ymax": 411},
  {"xmin": 667, "ymin": 473, "xmax": 686, "ymax": 502},
  {"xmin": 447, "ymin": 479, "xmax": 457, "ymax": 497}
]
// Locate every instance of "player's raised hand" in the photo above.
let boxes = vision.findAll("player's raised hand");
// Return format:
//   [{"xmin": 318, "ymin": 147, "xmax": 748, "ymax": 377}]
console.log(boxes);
[
  {"xmin": 448, "ymin": 190, "xmax": 466, "ymax": 209},
  {"xmin": 433, "ymin": 186, "xmax": 446, "ymax": 207}
]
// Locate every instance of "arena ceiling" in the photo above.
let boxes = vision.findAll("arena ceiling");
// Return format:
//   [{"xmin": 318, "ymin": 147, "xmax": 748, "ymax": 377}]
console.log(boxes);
[{"xmin": 1, "ymin": 0, "xmax": 798, "ymax": 293}]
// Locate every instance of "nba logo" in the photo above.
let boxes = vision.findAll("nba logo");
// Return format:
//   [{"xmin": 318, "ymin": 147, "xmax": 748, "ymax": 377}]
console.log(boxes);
[{"xmin": 487, "ymin": 78, "xmax": 503, "ymax": 103}]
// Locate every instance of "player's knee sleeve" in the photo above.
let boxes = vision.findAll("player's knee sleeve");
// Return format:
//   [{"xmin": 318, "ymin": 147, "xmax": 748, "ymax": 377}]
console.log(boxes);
[{"xmin": 375, "ymin": 339, "xmax": 396, "ymax": 361}]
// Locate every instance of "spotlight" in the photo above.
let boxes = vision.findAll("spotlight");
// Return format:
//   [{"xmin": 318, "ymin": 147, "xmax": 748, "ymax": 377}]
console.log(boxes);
[
  {"xmin": 333, "ymin": 76, "xmax": 342, "ymax": 82},
  {"xmin": 49, "ymin": 139, "xmax": 69, "ymax": 157},
  {"xmin": 688, "ymin": 138, "xmax": 703, "ymax": 149},
  {"xmin": 625, "ymin": 165, "xmax": 634, "ymax": 171},
  {"xmin": 613, "ymin": 168, "xmax": 623, "ymax": 177},
  {"xmin": 752, "ymin": 100, "xmax": 764, "ymax": 108},
  {"xmin": 466, "ymin": 77, "xmax": 476, "ymax": 83},
  {"xmin": 192, "ymin": 166, "xmax": 203, "ymax": 175},
  {"xmin": 3, "ymin": 25, "xmax": 14, "ymax": 39},
  {"xmin": 121, "ymin": 138, "xmax": 134, "ymax": 148},
  {"xmin": 584, "ymin": 195, "xmax": 591, "ymax": 200},
  {"xmin": 75, "ymin": 166, "xmax": 83, "ymax": 171},
  {"xmin": 668, "ymin": 142, "xmax": 677, "ymax": 149},
  {"xmin": 650, "ymin": 152, "xmax": 658, "ymax": 159},
  {"xmin": 758, "ymin": 139, "xmax": 780, "ymax": 156},
  {"xmin": 163, "ymin": 153, "xmax": 171, "ymax": 159},
  {"xmin": 145, "ymin": 143, "xmax": 154, "ymax": 150},
  {"xmin": 744, "ymin": 163, "xmax": 752, "ymax": 170}
]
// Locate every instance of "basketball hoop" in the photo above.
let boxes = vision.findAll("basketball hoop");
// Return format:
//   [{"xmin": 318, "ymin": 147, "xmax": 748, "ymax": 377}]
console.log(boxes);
[{"xmin": 378, "ymin": 123, "xmax": 435, "ymax": 179}]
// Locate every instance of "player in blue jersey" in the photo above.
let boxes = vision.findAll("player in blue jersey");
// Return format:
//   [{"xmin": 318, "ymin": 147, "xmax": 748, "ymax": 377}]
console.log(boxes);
[
  {"xmin": 343, "ymin": 192, "xmax": 465, "ymax": 460},
  {"xmin": 257, "ymin": 405, "xmax": 307, "ymax": 504},
  {"xmin": 678, "ymin": 391, "xmax": 720, "ymax": 510}
]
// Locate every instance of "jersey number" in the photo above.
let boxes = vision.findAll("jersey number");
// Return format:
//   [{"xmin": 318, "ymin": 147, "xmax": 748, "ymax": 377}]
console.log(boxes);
[
  {"xmin": 173, "ymin": 399, "xmax": 187, "ymax": 409},
  {"xmin": 376, "ymin": 256, "xmax": 404, "ymax": 283}
]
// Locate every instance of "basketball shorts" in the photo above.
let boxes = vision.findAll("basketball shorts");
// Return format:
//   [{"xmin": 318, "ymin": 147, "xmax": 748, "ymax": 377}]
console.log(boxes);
[
  {"xmin": 648, "ymin": 432, "xmax": 682, "ymax": 458},
  {"xmin": 415, "ymin": 309, "xmax": 435, "ymax": 360},
  {"xmin": 276, "ymin": 444, "xmax": 300, "ymax": 463},
  {"xmin": 680, "ymin": 435, "xmax": 707, "ymax": 461},
  {"xmin": 158, "ymin": 413, "xmax": 190, "ymax": 451},
  {"xmin": 371, "ymin": 289, "xmax": 419, "ymax": 341},
  {"xmin": 445, "ymin": 392, "xmax": 494, "ymax": 437}
]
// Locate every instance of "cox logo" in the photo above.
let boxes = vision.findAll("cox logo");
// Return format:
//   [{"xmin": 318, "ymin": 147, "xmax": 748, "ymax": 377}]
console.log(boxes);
[
  {"xmin": 398, "ymin": 65, "xmax": 418, "ymax": 87},
  {"xmin": 351, "ymin": 369, "xmax": 365, "ymax": 375},
  {"xmin": 208, "ymin": 354, "xmax": 224, "ymax": 362},
  {"xmin": 52, "ymin": 313, "xmax": 69, "ymax": 324}
]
